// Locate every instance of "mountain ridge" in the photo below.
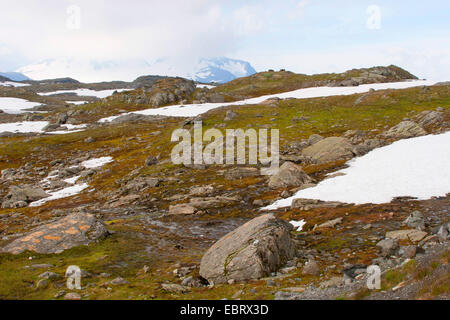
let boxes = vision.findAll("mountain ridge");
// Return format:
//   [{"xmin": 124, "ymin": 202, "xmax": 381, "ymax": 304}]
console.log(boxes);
[{"xmin": 17, "ymin": 57, "xmax": 257, "ymax": 84}]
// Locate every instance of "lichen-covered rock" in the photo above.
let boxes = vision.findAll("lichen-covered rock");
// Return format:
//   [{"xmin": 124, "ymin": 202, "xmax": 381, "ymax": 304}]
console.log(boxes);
[
  {"xmin": 268, "ymin": 161, "xmax": 314, "ymax": 189},
  {"xmin": 1, "ymin": 186, "xmax": 49, "ymax": 209},
  {"xmin": 385, "ymin": 229, "xmax": 428, "ymax": 243},
  {"xmin": 302, "ymin": 137, "xmax": 354, "ymax": 164},
  {"xmin": 417, "ymin": 111, "xmax": 444, "ymax": 129},
  {"xmin": 199, "ymin": 214, "xmax": 295, "ymax": 284},
  {"xmin": 383, "ymin": 121, "xmax": 427, "ymax": 139},
  {"xmin": 2, "ymin": 212, "xmax": 109, "ymax": 254}
]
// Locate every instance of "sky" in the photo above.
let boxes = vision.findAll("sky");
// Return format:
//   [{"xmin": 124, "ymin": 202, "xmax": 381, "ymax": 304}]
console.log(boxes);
[{"xmin": 0, "ymin": 0, "xmax": 449, "ymax": 80}]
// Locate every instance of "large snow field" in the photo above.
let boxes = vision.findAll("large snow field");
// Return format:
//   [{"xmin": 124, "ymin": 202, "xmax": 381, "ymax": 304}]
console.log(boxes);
[{"xmin": 263, "ymin": 132, "xmax": 450, "ymax": 210}]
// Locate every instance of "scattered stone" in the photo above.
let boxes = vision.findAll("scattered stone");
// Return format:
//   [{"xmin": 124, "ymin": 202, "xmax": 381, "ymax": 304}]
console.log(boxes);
[
  {"xmin": 224, "ymin": 110, "xmax": 237, "ymax": 121},
  {"xmin": 385, "ymin": 229, "xmax": 428, "ymax": 242},
  {"xmin": 317, "ymin": 217, "xmax": 343, "ymax": 229},
  {"xmin": 64, "ymin": 293, "xmax": 81, "ymax": 300},
  {"xmin": 109, "ymin": 277, "xmax": 129, "ymax": 285},
  {"xmin": 291, "ymin": 198, "xmax": 346, "ymax": 210},
  {"xmin": 225, "ymin": 167, "xmax": 259, "ymax": 180},
  {"xmin": 189, "ymin": 185, "xmax": 214, "ymax": 197},
  {"xmin": 376, "ymin": 238, "xmax": 399, "ymax": 257},
  {"xmin": 320, "ymin": 277, "xmax": 343, "ymax": 288},
  {"xmin": 161, "ymin": 283, "xmax": 190, "ymax": 294},
  {"xmin": 39, "ymin": 271, "xmax": 62, "ymax": 280},
  {"xmin": 399, "ymin": 245, "xmax": 417, "ymax": 259},
  {"xmin": 36, "ymin": 279, "xmax": 49, "ymax": 289},
  {"xmin": 145, "ymin": 156, "xmax": 158, "ymax": 166},
  {"xmin": 302, "ymin": 260, "xmax": 320, "ymax": 276},
  {"xmin": 403, "ymin": 211, "xmax": 425, "ymax": 230},
  {"xmin": 168, "ymin": 203, "xmax": 197, "ymax": 215},
  {"xmin": 199, "ymin": 214, "xmax": 296, "ymax": 284}
]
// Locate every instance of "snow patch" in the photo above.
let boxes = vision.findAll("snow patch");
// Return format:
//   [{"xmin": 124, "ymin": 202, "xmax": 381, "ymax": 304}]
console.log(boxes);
[
  {"xmin": 39, "ymin": 88, "xmax": 128, "ymax": 99},
  {"xmin": 81, "ymin": 157, "xmax": 113, "ymax": 168},
  {"xmin": 0, "ymin": 81, "xmax": 30, "ymax": 88},
  {"xmin": 99, "ymin": 80, "xmax": 436, "ymax": 122},
  {"xmin": 31, "ymin": 157, "xmax": 114, "ymax": 207},
  {"xmin": 0, "ymin": 121, "xmax": 48, "ymax": 133},
  {"xmin": 264, "ymin": 132, "xmax": 450, "ymax": 209},
  {"xmin": 29, "ymin": 183, "xmax": 89, "ymax": 207},
  {"xmin": 290, "ymin": 220, "xmax": 307, "ymax": 232},
  {"xmin": 0, "ymin": 97, "xmax": 42, "ymax": 114}
]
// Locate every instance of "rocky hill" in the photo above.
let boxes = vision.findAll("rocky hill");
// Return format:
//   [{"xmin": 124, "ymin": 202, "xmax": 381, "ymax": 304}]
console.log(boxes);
[{"xmin": 212, "ymin": 65, "xmax": 419, "ymax": 101}]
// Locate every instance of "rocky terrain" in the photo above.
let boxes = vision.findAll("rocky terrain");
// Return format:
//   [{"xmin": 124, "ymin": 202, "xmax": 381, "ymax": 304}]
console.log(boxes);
[{"xmin": 0, "ymin": 66, "xmax": 448, "ymax": 300}]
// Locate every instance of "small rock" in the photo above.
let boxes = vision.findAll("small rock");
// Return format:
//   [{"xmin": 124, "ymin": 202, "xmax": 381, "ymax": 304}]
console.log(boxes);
[
  {"xmin": 302, "ymin": 260, "xmax": 320, "ymax": 276},
  {"xmin": 403, "ymin": 211, "xmax": 425, "ymax": 230},
  {"xmin": 399, "ymin": 245, "xmax": 417, "ymax": 259},
  {"xmin": 64, "ymin": 293, "xmax": 81, "ymax": 300},
  {"xmin": 376, "ymin": 238, "xmax": 399, "ymax": 257},
  {"xmin": 109, "ymin": 277, "xmax": 129, "ymax": 285},
  {"xmin": 161, "ymin": 283, "xmax": 190, "ymax": 294}
]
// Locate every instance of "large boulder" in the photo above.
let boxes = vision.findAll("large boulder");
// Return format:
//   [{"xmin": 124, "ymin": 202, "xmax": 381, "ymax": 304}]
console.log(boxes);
[
  {"xmin": 199, "ymin": 214, "xmax": 296, "ymax": 284},
  {"xmin": 2, "ymin": 212, "xmax": 109, "ymax": 254},
  {"xmin": 383, "ymin": 121, "xmax": 427, "ymax": 139},
  {"xmin": 302, "ymin": 137, "xmax": 354, "ymax": 164},
  {"xmin": 268, "ymin": 162, "xmax": 314, "ymax": 189}
]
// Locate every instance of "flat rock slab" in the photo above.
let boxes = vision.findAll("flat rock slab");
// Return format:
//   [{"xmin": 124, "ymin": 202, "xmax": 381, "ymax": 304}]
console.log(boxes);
[
  {"xmin": 2, "ymin": 212, "xmax": 109, "ymax": 255},
  {"xmin": 386, "ymin": 229, "xmax": 428, "ymax": 242},
  {"xmin": 302, "ymin": 137, "xmax": 354, "ymax": 164}
]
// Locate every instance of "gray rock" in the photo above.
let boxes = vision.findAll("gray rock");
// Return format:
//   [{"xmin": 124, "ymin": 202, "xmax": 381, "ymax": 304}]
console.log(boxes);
[
  {"xmin": 39, "ymin": 271, "xmax": 62, "ymax": 280},
  {"xmin": 268, "ymin": 162, "xmax": 314, "ymax": 189},
  {"xmin": 307, "ymin": 134, "xmax": 324, "ymax": 145},
  {"xmin": 224, "ymin": 110, "xmax": 237, "ymax": 121},
  {"xmin": 199, "ymin": 214, "xmax": 296, "ymax": 284},
  {"xmin": 383, "ymin": 121, "xmax": 427, "ymax": 139},
  {"xmin": 168, "ymin": 204, "xmax": 197, "ymax": 215},
  {"xmin": 109, "ymin": 277, "xmax": 129, "ymax": 285},
  {"xmin": 417, "ymin": 111, "xmax": 444, "ymax": 129},
  {"xmin": 2, "ymin": 186, "xmax": 49, "ymax": 208},
  {"xmin": 2, "ymin": 212, "xmax": 109, "ymax": 254},
  {"xmin": 376, "ymin": 238, "xmax": 399, "ymax": 257},
  {"xmin": 385, "ymin": 229, "xmax": 428, "ymax": 242},
  {"xmin": 64, "ymin": 293, "xmax": 81, "ymax": 300},
  {"xmin": 403, "ymin": 211, "xmax": 425, "ymax": 230},
  {"xmin": 399, "ymin": 245, "xmax": 417, "ymax": 259},
  {"xmin": 302, "ymin": 137, "xmax": 354, "ymax": 164},
  {"xmin": 302, "ymin": 260, "xmax": 320, "ymax": 276},
  {"xmin": 225, "ymin": 167, "xmax": 259, "ymax": 180},
  {"xmin": 145, "ymin": 156, "xmax": 158, "ymax": 166}
]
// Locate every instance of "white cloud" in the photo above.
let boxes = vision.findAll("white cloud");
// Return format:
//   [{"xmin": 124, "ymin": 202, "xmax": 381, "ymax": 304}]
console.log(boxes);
[
  {"xmin": 288, "ymin": 0, "xmax": 311, "ymax": 20},
  {"xmin": 233, "ymin": 5, "xmax": 265, "ymax": 35},
  {"xmin": 245, "ymin": 38, "xmax": 450, "ymax": 81},
  {"xmin": 0, "ymin": 0, "xmax": 238, "ymax": 63}
]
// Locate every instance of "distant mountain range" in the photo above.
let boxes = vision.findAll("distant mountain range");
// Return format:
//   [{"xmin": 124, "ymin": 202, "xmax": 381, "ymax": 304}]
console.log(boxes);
[
  {"xmin": 0, "ymin": 72, "xmax": 30, "ymax": 82},
  {"xmin": 16, "ymin": 57, "xmax": 257, "ymax": 84}
]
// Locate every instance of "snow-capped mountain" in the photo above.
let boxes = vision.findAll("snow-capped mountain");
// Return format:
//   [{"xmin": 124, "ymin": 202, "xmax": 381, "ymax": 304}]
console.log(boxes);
[
  {"xmin": 17, "ymin": 57, "xmax": 256, "ymax": 84},
  {"xmin": 0, "ymin": 72, "xmax": 30, "ymax": 82}
]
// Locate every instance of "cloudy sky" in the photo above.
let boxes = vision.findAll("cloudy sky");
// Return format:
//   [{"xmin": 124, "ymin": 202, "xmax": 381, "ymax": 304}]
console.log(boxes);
[{"xmin": 0, "ymin": 0, "xmax": 449, "ymax": 80}]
